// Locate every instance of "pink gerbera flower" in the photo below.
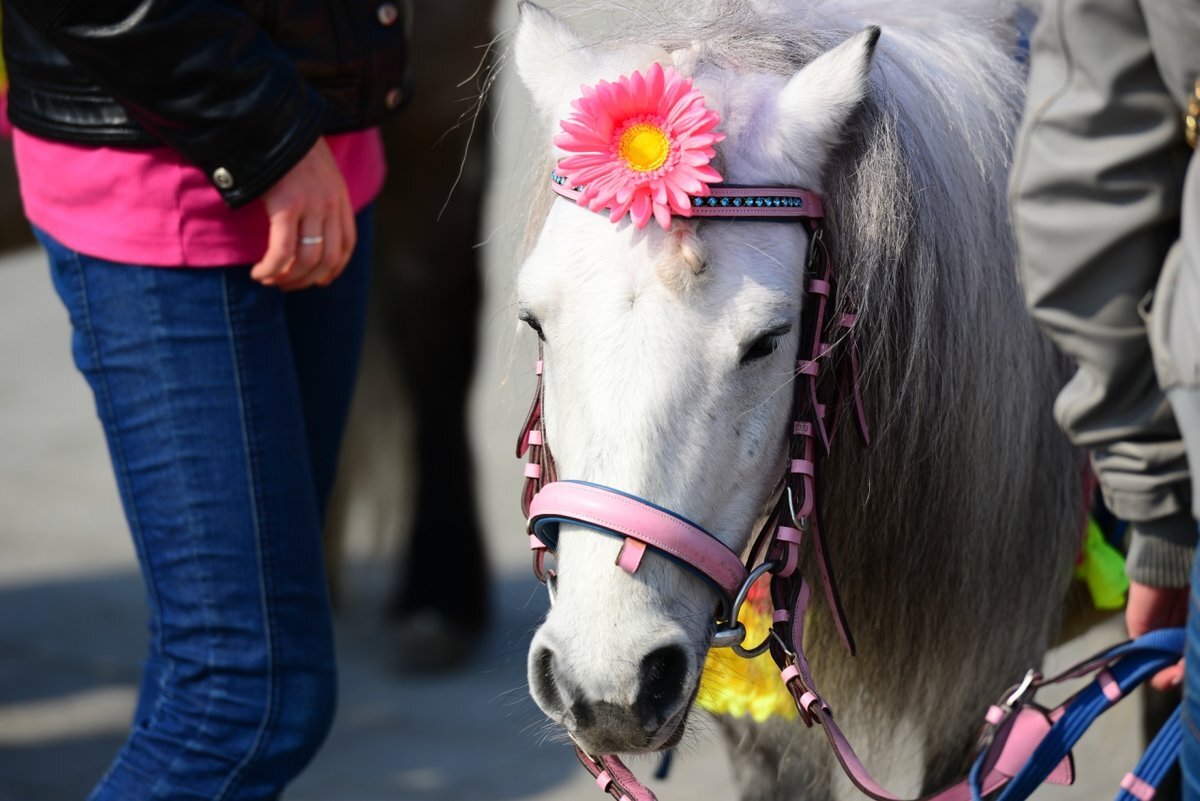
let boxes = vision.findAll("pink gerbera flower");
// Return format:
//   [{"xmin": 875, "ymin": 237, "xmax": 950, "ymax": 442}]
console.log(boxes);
[{"xmin": 553, "ymin": 62, "xmax": 725, "ymax": 230}]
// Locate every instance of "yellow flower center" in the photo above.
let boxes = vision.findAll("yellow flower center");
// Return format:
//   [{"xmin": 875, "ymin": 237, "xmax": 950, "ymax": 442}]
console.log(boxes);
[{"xmin": 617, "ymin": 122, "xmax": 671, "ymax": 172}]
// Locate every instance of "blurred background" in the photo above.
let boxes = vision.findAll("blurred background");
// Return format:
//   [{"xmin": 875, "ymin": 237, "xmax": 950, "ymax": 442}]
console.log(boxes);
[{"xmin": 0, "ymin": 2, "xmax": 1151, "ymax": 799}]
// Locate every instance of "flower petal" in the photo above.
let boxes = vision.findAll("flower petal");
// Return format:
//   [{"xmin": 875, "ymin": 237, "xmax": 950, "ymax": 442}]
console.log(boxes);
[
  {"xmin": 653, "ymin": 200, "xmax": 672, "ymax": 229},
  {"xmin": 630, "ymin": 192, "xmax": 653, "ymax": 229}
]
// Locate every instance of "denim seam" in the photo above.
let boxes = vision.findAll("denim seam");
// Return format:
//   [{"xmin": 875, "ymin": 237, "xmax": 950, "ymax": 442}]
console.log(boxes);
[
  {"xmin": 142, "ymin": 269, "xmax": 224, "ymax": 800},
  {"xmin": 70, "ymin": 251, "xmax": 138, "ymax": 801},
  {"xmin": 212, "ymin": 270, "xmax": 279, "ymax": 801},
  {"xmin": 71, "ymin": 251, "xmax": 167, "ymax": 800},
  {"xmin": 72, "ymin": 253, "xmax": 163, "ymax": 622}
]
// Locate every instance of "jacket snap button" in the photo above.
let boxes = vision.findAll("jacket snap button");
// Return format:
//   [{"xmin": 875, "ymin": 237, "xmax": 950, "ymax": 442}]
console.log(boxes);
[
  {"xmin": 376, "ymin": 2, "xmax": 399, "ymax": 26},
  {"xmin": 212, "ymin": 167, "xmax": 235, "ymax": 190},
  {"xmin": 385, "ymin": 87, "xmax": 403, "ymax": 110}
]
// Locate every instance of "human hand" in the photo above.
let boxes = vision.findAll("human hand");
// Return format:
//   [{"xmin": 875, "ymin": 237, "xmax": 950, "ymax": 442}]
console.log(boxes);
[
  {"xmin": 1126, "ymin": 580, "xmax": 1188, "ymax": 690},
  {"xmin": 250, "ymin": 138, "xmax": 356, "ymax": 290}
]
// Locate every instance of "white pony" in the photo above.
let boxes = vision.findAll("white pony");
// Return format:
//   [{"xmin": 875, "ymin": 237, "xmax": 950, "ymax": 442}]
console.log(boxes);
[{"xmin": 512, "ymin": 1, "xmax": 1081, "ymax": 798}]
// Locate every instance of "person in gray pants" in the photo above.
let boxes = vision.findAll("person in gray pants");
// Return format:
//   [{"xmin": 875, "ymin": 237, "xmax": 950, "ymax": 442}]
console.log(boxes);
[{"xmin": 1010, "ymin": 0, "xmax": 1200, "ymax": 792}]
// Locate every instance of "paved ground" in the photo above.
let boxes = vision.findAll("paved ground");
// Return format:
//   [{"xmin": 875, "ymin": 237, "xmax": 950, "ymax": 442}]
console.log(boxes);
[
  {"xmin": 0, "ymin": 230, "xmax": 1156, "ymax": 801},
  {"xmin": 0, "ymin": 3, "xmax": 1156, "ymax": 796}
]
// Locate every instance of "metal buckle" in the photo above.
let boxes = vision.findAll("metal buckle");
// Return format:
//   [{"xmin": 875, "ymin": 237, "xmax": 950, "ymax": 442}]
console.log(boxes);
[
  {"xmin": 712, "ymin": 559, "xmax": 781, "ymax": 656},
  {"xmin": 711, "ymin": 622, "xmax": 747, "ymax": 649},
  {"xmin": 786, "ymin": 485, "xmax": 811, "ymax": 531},
  {"xmin": 777, "ymin": 647, "xmax": 825, "ymax": 728},
  {"xmin": 1001, "ymin": 668, "xmax": 1041, "ymax": 711},
  {"xmin": 974, "ymin": 668, "xmax": 1042, "ymax": 753}
]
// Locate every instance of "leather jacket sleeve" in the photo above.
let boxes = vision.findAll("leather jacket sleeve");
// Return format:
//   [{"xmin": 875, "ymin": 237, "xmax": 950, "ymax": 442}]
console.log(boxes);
[{"xmin": 6, "ymin": 0, "xmax": 327, "ymax": 207}]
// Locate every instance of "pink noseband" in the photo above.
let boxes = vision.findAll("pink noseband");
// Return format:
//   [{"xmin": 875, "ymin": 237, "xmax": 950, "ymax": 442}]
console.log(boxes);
[{"xmin": 528, "ymin": 481, "xmax": 748, "ymax": 601}]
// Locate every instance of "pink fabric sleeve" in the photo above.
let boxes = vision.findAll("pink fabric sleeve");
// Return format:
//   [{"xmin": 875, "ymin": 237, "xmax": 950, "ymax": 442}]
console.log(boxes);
[{"xmin": 14, "ymin": 128, "xmax": 386, "ymax": 267}]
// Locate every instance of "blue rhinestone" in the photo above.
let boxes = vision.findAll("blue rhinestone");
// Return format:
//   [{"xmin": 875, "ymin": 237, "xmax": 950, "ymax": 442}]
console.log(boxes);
[
  {"xmin": 693, "ymin": 197, "xmax": 703, "ymax": 207},
  {"xmin": 720, "ymin": 198, "xmax": 729, "ymax": 206},
  {"xmin": 733, "ymin": 198, "xmax": 742, "ymax": 207},
  {"xmin": 707, "ymin": 197, "xmax": 717, "ymax": 206}
]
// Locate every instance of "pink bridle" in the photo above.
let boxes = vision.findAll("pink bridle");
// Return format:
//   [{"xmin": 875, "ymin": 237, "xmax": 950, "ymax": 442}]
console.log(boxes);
[
  {"xmin": 520, "ymin": 173, "xmax": 861, "ymax": 654},
  {"xmin": 516, "ymin": 173, "xmax": 1080, "ymax": 801}
]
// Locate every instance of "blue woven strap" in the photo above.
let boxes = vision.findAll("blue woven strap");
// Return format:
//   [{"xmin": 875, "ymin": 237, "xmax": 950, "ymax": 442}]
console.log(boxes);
[
  {"xmin": 1114, "ymin": 705, "xmax": 1182, "ymax": 801},
  {"xmin": 969, "ymin": 628, "xmax": 1184, "ymax": 801}
]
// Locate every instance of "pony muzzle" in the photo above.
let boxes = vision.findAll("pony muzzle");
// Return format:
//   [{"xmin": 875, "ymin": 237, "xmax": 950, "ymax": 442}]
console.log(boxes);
[{"xmin": 528, "ymin": 626, "xmax": 697, "ymax": 754}]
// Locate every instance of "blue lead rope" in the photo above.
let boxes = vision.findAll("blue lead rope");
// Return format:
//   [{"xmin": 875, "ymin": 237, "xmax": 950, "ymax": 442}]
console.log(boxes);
[
  {"xmin": 969, "ymin": 627, "xmax": 1185, "ymax": 801},
  {"xmin": 1117, "ymin": 706, "xmax": 1183, "ymax": 801}
]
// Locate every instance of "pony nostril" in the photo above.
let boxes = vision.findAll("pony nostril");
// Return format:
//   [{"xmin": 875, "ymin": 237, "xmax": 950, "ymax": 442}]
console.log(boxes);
[
  {"xmin": 531, "ymin": 646, "xmax": 568, "ymax": 717},
  {"xmin": 635, "ymin": 644, "xmax": 690, "ymax": 727}
]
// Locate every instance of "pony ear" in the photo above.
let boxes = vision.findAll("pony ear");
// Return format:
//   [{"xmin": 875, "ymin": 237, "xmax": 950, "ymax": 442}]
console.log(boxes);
[
  {"xmin": 772, "ymin": 27, "xmax": 880, "ymax": 181},
  {"xmin": 514, "ymin": 2, "xmax": 588, "ymax": 122}
]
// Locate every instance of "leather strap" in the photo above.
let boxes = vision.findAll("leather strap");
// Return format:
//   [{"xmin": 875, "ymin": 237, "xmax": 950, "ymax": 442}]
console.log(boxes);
[
  {"xmin": 529, "ymin": 481, "xmax": 748, "ymax": 601},
  {"xmin": 550, "ymin": 171, "xmax": 824, "ymax": 221},
  {"xmin": 574, "ymin": 748, "xmax": 658, "ymax": 801}
]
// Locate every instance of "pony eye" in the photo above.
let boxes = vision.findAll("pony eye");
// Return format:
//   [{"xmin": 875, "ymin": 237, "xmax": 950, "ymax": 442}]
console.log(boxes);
[
  {"xmin": 740, "ymin": 335, "xmax": 778, "ymax": 364},
  {"xmin": 520, "ymin": 311, "xmax": 546, "ymax": 341},
  {"xmin": 740, "ymin": 323, "xmax": 792, "ymax": 365}
]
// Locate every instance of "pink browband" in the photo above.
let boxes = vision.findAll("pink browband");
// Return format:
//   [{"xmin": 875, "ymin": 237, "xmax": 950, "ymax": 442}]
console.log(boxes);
[{"xmin": 550, "ymin": 171, "xmax": 824, "ymax": 221}]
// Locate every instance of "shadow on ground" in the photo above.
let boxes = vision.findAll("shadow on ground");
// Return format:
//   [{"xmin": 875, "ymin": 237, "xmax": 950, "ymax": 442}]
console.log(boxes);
[{"xmin": 0, "ymin": 563, "xmax": 575, "ymax": 801}]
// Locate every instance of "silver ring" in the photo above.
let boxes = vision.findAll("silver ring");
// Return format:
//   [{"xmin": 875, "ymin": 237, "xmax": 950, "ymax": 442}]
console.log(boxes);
[{"xmin": 299, "ymin": 235, "xmax": 325, "ymax": 246}]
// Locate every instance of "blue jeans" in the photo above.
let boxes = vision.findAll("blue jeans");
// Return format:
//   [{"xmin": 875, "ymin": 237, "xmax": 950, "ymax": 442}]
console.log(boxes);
[{"xmin": 39, "ymin": 207, "xmax": 373, "ymax": 801}]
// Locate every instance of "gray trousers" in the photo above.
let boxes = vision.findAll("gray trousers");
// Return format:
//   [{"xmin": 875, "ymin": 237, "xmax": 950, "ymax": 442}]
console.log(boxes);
[{"xmin": 1010, "ymin": 0, "xmax": 1200, "ymax": 586}]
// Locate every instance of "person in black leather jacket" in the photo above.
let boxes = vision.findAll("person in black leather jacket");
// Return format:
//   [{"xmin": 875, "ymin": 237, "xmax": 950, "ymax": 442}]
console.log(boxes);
[
  {"xmin": 4, "ymin": 0, "xmax": 409, "ymax": 278},
  {"xmin": 3, "ymin": 2, "xmax": 409, "ymax": 798}
]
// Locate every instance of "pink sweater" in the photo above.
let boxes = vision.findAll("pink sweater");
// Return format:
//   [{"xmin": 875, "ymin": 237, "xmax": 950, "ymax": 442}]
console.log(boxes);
[{"xmin": 14, "ymin": 128, "xmax": 386, "ymax": 267}]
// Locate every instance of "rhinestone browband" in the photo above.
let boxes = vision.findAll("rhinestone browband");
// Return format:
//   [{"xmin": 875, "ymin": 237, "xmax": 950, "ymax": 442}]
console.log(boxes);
[{"xmin": 550, "ymin": 171, "xmax": 824, "ymax": 221}]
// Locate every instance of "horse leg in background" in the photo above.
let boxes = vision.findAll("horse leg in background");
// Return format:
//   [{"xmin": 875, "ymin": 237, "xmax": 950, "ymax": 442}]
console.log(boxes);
[
  {"xmin": 373, "ymin": 0, "xmax": 493, "ymax": 670},
  {"xmin": 0, "ymin": 128, "xmax": 35, "ymax": 253}
]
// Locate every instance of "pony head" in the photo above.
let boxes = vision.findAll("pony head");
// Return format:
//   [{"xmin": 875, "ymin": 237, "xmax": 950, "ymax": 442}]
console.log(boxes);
[{"xmin": 514, "ymin": 2, "xmax": 878, "ymax": 755}]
